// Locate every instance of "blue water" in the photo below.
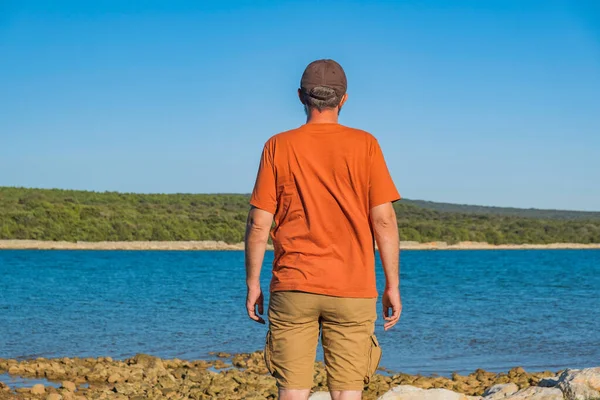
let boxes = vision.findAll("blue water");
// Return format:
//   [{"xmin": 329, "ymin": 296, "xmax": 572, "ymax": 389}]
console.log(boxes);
[
  {"xmin": 0, "ymin": 250, "xmax": 598, "ymax": 376},
  {"xmin": 0, "ymin": 373, "xmax": 62, "ymax": 390}
]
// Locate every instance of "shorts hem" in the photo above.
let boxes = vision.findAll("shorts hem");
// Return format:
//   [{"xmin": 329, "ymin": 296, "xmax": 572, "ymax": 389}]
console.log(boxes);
[
  {"xmin": 277, "ymin": 384, "xmax": 314, "ymax": 390},
  {"xmin": 327, "ymin": 384, "xmax": 365, "ymax": 391}
]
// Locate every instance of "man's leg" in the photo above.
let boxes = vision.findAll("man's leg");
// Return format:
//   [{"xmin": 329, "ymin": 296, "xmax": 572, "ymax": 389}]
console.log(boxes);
[
  {"xmin": 320, "ymin": 296, "xmax": 379, "ymax": 400},
  {"xmin": 266, "ymin": 291, "xmax": 320, "ymax": 399},
  {"xmin": 329, "ymin": 390, "xmax": 362, "ymax": 400},
  {"xmin": 279, "ymin": 388, "xmax": 311, "ymax": 400}
]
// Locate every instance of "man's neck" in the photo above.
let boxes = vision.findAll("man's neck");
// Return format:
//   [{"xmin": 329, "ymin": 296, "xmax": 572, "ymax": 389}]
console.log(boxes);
[{"xmin": 305, "ymin": 108, "xmax": 339, "ymax": 124}]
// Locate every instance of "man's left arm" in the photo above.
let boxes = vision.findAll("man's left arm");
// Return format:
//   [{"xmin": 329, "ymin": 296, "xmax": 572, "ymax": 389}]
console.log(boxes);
[{"xmin": 245, "ymin": 206, "xmax": 274, "ymax": 324}]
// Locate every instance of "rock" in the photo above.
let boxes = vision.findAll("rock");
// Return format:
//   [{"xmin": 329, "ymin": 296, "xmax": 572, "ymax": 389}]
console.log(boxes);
[
  {"xmin": 557, "ymin": 367, "xmax": 600, "ymax": 400},
  {"xmin": 378, "ymin": 385, "xmax": 467, "ymax": 400},
  {"xmin": 213, "ymin": 359, "xmax": 231, "ymax": 369},
  {"xmin": 483, "ymin": 383, "xmax": 519, "ymax": 399},
  {"xmin": 46, "ymin": 394, "xmax": 62, "ymax": 400},
  {"xmin": 7, "ymin": 365, "xmax": 21, "ymax": 374},
  {"xmin": 126, "ymin": 353, "xmax": 163, "ymax": 368},
  {"xmin": 538, "ymin": 377, "xmax": 560, "ymax": 388},
  {"xmin": 243, "ymin": 393, "xmax": 267, "ymax": 400},
  {"xmin": 310, "ymin": 392, "xmax": 332, "ymax": 399},
  {"xmin": 503, "ymin": 387, "xmax": 563, "ymax": 400},
  {"xmin": 107, "ymin": 373, "xmax": 123, "ymax": 383},
  {"xmin": 157, "ymin": 374, "xmax": 177, "ymax": 389},
  {"xmin": 31, "ymin": 383, "xmax": 46, "ymax": 395},
  {"xmin": 508, "ymin": 368, "xmax": 526, "ymax": 378},
  {"xmin": 61, "ymin": 381, "xmax": 77, "ymax": 392},
  {"xmin": 113, "ymin": 382, "xmax": 138, "ymax": 395}
]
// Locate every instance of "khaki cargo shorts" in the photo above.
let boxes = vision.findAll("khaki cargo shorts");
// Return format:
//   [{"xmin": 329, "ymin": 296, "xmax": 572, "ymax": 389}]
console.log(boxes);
[{"xmin": 264, "ymin": 291, "xmax": 381, "ymax": 391}]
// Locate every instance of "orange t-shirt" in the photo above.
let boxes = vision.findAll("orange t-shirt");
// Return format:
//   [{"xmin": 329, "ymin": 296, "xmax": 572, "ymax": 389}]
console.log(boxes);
[{"xmin": 250, "ymin": 123, "xmax": 400, "ymax": 298}]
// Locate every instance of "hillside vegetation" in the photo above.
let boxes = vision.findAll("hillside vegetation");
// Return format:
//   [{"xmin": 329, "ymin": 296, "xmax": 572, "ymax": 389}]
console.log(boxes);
[
  {"xmin": 1, "ymin": 187, "xmax": 599, "ymax": 245},
  {"xmin": 404, "ymin": 199, "xmax": 600, "ymax": 220}
]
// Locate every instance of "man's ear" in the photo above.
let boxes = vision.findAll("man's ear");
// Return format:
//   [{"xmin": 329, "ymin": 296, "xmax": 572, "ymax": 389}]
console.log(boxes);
[
  {"xmin": 298, "ymin": 88, "xmax": 306, "ymax": 105},
  {"xmin": 338, "ymin": 93, "xmax": 348, "ymax": 109}
]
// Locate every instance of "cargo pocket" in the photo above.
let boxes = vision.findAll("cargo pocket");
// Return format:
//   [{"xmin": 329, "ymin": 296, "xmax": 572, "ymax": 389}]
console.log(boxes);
[
  {"xmin": 364, "ymin": 335, "xmax": 382, "ymax": 384},
  {"xmin": 264, "ymin": 330, "xmax": 275, "ymax": 375}
]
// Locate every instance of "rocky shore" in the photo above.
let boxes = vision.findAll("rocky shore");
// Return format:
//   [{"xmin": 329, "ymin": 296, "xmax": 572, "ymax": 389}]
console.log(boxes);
[
  {"xmin": 1, "ymin": 353, "xmax": 598, "ymax": 400},
  {"xmin": 1, "ymin": 240, "xmax": 599, "ymax": 251}
]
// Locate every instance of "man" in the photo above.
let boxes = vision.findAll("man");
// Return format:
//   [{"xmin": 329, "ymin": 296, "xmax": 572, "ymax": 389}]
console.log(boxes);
[{"xmin": 245, "ymin": 59, "xmax": 401, "ymax": 400}]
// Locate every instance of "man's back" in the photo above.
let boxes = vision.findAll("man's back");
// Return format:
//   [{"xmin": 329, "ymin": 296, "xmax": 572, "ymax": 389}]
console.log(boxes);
[
  {"xmin": 250, "ymin": 123, "xmax": 399, "ymax": 297},
  {"xmin": 244, "ymin": 59, "xmax": 402, "ymax": 400}
]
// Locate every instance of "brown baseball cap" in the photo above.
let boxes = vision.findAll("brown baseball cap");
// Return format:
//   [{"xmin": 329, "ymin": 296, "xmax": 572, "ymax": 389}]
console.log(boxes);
[{"xmin": 300, "ymin": 59, "xmax": 347, "ymax": 99}]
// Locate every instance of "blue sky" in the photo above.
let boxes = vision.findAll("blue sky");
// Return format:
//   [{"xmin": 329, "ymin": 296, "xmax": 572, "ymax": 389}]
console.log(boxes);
[{"xmin": 1, "ymin": 0, "xmax": 599, "ymax": 211}]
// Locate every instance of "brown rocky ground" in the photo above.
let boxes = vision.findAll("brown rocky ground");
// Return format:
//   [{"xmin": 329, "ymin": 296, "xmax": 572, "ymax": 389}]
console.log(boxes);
[{"xmin": 0, "ymin": 353, "xmax": 559, "ymax": 400}]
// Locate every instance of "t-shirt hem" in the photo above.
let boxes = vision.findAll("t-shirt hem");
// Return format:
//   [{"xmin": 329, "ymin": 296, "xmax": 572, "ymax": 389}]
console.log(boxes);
[
  {"xmin": 270, "ymin": 284, "xmax": 378, "ymax": 299},
  {"xmin": 249, "ymin": 200, "xmax": 276, "ymax": 214},
  {"xmin": 370, "ymin": 194, "xmax": 401, "ymax": 209}
]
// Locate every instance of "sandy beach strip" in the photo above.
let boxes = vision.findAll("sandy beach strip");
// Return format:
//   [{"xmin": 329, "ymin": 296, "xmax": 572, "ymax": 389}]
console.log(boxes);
[{"xmin": 0, "ymin": 239, "xmax": 599, "ymax": 251}]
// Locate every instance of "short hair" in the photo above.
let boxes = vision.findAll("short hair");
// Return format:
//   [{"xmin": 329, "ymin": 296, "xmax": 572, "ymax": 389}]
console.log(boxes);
[{"xmin": 302, "ymin": 86, "xmax": 342, "ymax": 112}]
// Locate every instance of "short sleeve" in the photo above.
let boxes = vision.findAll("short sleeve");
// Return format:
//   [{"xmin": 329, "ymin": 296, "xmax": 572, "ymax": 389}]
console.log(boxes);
[
  {"xmin": 249, "ymin": 143, "xmax": 277, "ymax": 214},
  {"xmin": 369, "ymin": 140, "xmax": 401, "ymax": 209}
]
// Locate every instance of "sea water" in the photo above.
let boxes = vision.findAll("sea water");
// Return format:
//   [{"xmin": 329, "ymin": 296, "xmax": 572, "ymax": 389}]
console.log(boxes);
[{"xmin": 0, "ymin": 249, "xmax": 598, "ymax": 375}]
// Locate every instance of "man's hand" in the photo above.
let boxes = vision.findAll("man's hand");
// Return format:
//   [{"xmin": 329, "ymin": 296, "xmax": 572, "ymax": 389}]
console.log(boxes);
[
  {"xmin": 382, "ymin": 286, "xmax": 402, "ymax": 331},
  {"xmin": 246, "ymin": 284, "xmax": 265, "ymax": 324}
]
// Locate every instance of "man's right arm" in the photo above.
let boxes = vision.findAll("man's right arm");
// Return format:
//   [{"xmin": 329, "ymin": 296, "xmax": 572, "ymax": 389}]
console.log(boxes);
[{"xmin": 370, "ymin": 202, "xmax": 402, "ymax": 330}]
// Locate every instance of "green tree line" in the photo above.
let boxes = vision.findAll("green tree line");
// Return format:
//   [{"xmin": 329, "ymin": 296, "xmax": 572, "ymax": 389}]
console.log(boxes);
[{"xmin": 1, "ymin": 187, "xmax": 599, "ymax": 244}]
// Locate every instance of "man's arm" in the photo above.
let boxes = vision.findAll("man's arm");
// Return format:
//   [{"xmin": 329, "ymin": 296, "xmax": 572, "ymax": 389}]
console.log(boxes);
[
  {"xmin": 370, "ymin": 202, "xmax": 401, "ymax": 331},
  {"xmin": 244, "ymin": 206, "xmax": 274, "ymax": 324}
]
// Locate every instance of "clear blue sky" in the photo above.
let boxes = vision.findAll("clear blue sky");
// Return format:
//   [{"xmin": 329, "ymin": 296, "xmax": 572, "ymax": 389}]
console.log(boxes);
[{"xmin": 1, "ymin": 1, "xmax": 599, "ymax": 211}]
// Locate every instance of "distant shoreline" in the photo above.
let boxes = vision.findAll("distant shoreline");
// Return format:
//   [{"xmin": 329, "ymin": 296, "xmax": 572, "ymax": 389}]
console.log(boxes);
[{"xmin": 1, "ymin": 239, "xmax": 599, "ymax": 250}]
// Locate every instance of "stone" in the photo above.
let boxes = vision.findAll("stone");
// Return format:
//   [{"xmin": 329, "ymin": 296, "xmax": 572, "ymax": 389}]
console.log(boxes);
[
  {"xmin": 508, "ymin": 368, "xmax": 526, "ymax": 378},
  {"xmin": 310, "ymin": 392, "xmax": 332, "ymax": 399},
  {"xmin": 113, "ymin": 383, "xmax": 130, "ymax": 394},
  {"xmin": 61, "ymin": 381, "xmax": 77, "ymax": 392},
  {"xmin": 503, "ymin": 387, "xmax": 563, "ymax": 400},
  {"xmin": 31, "ymin": 383, "xmax": 46, "ymax": 395},
  {"xmin": 557, "ymin": 367, "xmax": 600, "ymax": 400},
  {"xmin": 7, "ymin": 365, "xmax": 21, "ymax": 374},
  {"xmin": 46, "ymin": 394, "xmax": 62, "ymax": 400},
  {"xmin": 213, "ymin": 359, "xmax": 231, "ymax": 369},
  {"xmin": 126, "ymin": 353, "xmax": 171, "ymax": 382},
  {"xmin": 107, "ymin": 373, "xmax": 123, "ymax": 383},
  {"xmin": 538, "ymin": 377, "xmax": 560, "ymax": 388},
  {"xmin": 482, "ymin": 383, "xmax": 519, "ymax": 399},
  {"xmin": 378, "ymin": 385, "xmax": 467, "ymax": 400},
  {"xmin": 126, "ymin": 353, "xmax": 163, "ymax": 368}
]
